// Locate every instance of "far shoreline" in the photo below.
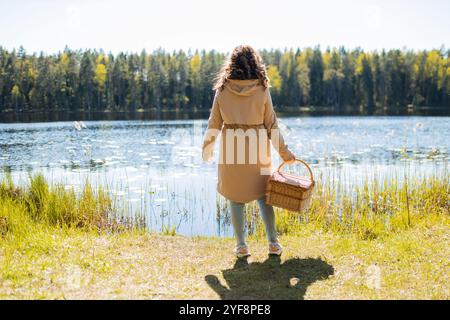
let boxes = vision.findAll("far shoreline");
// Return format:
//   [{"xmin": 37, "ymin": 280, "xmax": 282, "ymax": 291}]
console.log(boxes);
[{"xmin": 0, "ymin": 105, "xmax": 448, "ymax": 123}]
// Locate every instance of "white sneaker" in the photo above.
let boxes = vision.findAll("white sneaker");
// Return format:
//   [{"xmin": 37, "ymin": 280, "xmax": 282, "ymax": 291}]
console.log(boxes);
[
  {"xmin": 234, "ymin": 245, "xmax": 250, "ymax": 258},
  {"xmin": 269, "ymin": 242, "xmax": 283, "ymax": 256}
]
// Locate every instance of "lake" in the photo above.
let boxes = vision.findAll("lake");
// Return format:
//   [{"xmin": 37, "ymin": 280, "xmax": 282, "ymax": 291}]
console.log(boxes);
[{"xmin": 0, "ymin": 116, "xmax": 448, "ymax": 236}]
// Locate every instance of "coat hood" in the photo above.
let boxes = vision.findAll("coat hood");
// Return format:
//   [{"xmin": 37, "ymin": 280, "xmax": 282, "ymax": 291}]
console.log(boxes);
[{"xmin": 224, "ymin": 79, "xmax": 262, "ymax": 97}]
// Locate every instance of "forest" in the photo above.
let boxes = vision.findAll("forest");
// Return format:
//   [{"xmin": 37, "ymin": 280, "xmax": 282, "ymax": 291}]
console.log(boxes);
[{"xmin": 0, "ymin": 46, "xmax": 448, "ymax": 116}]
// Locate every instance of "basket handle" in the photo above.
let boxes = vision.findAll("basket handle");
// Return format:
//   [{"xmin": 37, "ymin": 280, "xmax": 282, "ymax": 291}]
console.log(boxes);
[{"xmin": 277, "ymin": 159, "xmax": 315, "ymax": 183}]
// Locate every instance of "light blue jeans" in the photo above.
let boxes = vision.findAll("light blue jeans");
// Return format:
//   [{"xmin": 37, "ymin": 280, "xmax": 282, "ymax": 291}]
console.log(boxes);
[{"xmin": 229, "ymin": 196, "xmax": 278, "ymax": 247}]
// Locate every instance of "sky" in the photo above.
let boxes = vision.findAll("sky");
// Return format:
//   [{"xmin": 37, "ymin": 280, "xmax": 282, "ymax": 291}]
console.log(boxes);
[{"xmin": 0, "ymin": 0, "xmax": 449, "ymax": 54}]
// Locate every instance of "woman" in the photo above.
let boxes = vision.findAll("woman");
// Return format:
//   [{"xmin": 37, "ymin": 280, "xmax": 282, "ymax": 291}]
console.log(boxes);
[{"xmin": 202, "ymin": 45, "xmax": 296, "ymax": 258}]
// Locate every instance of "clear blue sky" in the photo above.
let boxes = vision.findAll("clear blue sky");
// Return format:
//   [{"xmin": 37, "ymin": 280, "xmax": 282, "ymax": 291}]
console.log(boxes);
[{"xmin": 1, "ymin": 0, "xmax": 449, "ymax": 54}]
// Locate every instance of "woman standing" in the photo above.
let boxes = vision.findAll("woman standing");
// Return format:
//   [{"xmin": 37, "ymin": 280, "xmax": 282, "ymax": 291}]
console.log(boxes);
[{"xmin": 202, "ymin": 45, "xmax": 296, "ymax": 258}]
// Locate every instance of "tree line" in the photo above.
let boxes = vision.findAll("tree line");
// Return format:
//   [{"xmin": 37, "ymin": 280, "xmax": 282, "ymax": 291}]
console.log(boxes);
[{"xmin": 0, "ymin": 46, "xmax": 448, "ymax": 116}]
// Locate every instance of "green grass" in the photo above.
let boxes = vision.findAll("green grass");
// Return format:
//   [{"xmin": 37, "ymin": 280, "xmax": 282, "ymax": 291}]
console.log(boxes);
[
  {"xmin": 0, "ymin": 173, "xmax": 145, "ymax": 235},
  {"xmin": 0, "ymin": 173, "xmax": 448, "ymax": 299},
  {"xmin": 248, "ymin": 174, "xmax": 449, "ymax": 240}
]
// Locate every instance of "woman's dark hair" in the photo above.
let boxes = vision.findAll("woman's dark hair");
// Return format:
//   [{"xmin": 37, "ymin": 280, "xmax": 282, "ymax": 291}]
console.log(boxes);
[{"xmin": 213, "ymin": 45, "xmax": 269, "ymax": 91}]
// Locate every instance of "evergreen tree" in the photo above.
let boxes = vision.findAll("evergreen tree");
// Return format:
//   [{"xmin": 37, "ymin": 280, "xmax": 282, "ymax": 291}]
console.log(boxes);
[{"xmin": 0, "ymin": 46, "xmax": 448, "ymax": 117}]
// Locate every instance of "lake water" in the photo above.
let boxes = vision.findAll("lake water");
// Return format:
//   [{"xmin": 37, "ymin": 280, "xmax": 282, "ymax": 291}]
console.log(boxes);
[{"xmin": 0, "ymin": 116, "xmax": 448, "ymax": 236}]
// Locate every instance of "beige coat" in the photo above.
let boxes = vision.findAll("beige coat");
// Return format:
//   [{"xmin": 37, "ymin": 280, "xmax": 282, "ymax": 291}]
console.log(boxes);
[{"xmin": 202, "ymin": 79, "xmax": 294, "ymax": 203}]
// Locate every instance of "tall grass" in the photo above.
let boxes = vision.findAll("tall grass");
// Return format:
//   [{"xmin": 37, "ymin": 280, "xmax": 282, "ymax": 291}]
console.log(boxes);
[
  {"xmin": 0, "ymin": 173, "xmax": 145, "ymax": 239},
  {"xmin": 247, "ymin": 174, "xmax": 449, "ymax": 240},
  {"xmin": 1, "ymin": 172, "xmax": 448, "ymax": 241}
]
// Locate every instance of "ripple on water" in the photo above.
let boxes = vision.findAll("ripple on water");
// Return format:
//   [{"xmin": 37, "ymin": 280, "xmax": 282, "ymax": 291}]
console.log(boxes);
[
  {"xmin": 183, "ymin": 164, "xmax": 200, "ymax": 168},
  {"xmin": 104, "ymin": 161, "xmax": 119, "ymax": 166},
  {"xmin": 112, "ymin": 191, "xmax": 127, "ymax": 196},
  {"xmin": 74, "ymin": 167, "xmax": 91, "ymax": 172}
]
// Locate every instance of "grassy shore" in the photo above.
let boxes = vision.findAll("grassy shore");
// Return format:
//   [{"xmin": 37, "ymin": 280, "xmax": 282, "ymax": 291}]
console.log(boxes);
[{"xmin": 0, "ymin": 174, "xmax": 449, "ymax": 299}]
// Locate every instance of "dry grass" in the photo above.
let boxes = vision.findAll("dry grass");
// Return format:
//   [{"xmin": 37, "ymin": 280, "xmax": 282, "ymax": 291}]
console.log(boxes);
[{"xmin": 1, "ymin": 216, "xmax": 448, "ymax": 299}]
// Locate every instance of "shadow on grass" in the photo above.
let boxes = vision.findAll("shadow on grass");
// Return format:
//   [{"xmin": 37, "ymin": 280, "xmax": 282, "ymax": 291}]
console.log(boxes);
[{"xmin": 205, "ymin": 256, "xmax": 334, "ymax": 300}]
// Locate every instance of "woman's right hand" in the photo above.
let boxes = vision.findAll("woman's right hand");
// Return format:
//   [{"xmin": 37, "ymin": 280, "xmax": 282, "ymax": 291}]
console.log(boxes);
[{"xmin": 283, "ymin": 152, "xmax": 296, "ymax": 164}]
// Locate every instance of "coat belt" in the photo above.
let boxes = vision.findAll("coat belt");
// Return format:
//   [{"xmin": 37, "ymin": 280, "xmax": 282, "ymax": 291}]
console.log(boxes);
[{"xmin": 222, "ymin": 123, "xmax": 265, "ymax": 129}]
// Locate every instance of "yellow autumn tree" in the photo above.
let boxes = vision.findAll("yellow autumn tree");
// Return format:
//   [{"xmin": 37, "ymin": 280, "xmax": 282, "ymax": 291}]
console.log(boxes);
[
  {"xmin": 60, "ymin": 52, "xmax": 69, "ymax": 68},
  {"xmin": 190, "ymin": 53, "xmax": 201, "ymax": 74},
  {"xmin": 94, "ymin": 63, "xmax": 107, "ymax": 91},
  {"xmin": 11, "ymin": 84, "xmax": 21, "ymax": 109},
  {"xmin": 322, "ymin": 51, "xmax": 331, "ymax": 68},
  {"xmin": 425, "ymin": 50, "xmax": 440, "ymax": 76},
  {"xmin": 267, "ymin": 65, "xmax": 282, "ymax": 94},
  {"xmin": 190, "ymin": 52, "xmax": 201, "ymax": 92},
  {"xmin": 11, "ymin": 84, "xmax": 20, "ymax": 97},
  {"xmin": 356, "ymin": 53, "xmax": 367, "ymax": 75}
]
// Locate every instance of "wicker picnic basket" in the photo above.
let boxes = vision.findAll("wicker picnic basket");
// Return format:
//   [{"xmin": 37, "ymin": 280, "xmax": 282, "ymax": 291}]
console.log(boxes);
[{"xmin": 266, "ymin": 159, "xmax": 315, "ymax": 212}]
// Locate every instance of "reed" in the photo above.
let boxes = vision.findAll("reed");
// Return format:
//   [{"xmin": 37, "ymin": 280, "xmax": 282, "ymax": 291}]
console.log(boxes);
[
  {"xmin": 248, "ymin": 174, "xmax": 449, "ymax": 240},
  {"xmin": 1, "ymin": 172, "xmax": 448, "ymax": 240},
  {"xmin": 0, "ymin": 173, "xmax": 145, "ymax": 239}
]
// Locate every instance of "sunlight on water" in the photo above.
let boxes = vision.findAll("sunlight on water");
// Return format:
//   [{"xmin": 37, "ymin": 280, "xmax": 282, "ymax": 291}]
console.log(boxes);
[{"xmin": 0, "ymin": 116, "xmax": 448, "ymax": 236}]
